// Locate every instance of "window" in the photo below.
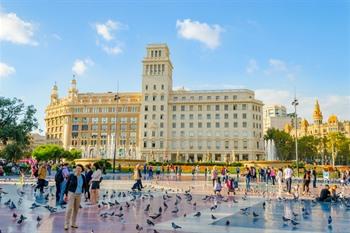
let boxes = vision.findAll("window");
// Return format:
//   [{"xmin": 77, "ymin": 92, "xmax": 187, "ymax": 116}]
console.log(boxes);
[
  {"xmin": 234, "ymin": 122, "xmax": 238, "ymax": 128},
  {"xmin": 173, "ymin": 106, "xmax": 176, "ymax": 111},
  {"xmin": 172, "ymin": 123, "xmax": 176, "ymax": 128},
  {"xmin": 216, "ymin": 141, "xmax": 220, "ymax": 149},
  {"xmin": 102, "ymin": 117, "xmax": 108, "ymax": 123},
  {"xmin": 207, "ymin": 114, "xmax": 211, "ymax": 120},
  {"xmin": 242, "ymin": 104, "xmax": 247, "ymax": 110},
  {"xmin": 160, "ymin": 122, "xmax": 164, "ymax": 128},
  {"xmin": 181, "ymin": 105, "xmax": 185, "ymax": 111},
  {"xmin": 207, "ymin": 96, "xmax": 211, "ymax": 100},
  {"xmin": 180, "ymin": 131, "xmax": 185, "ymax": 137},
  {"xmin": 172, "ymin": 114, "xmax": 176, "ymax": 120},
  {"xmin": 160, "ymin": 141, "xmax": 164, "ymax": 149},
  {"xmin": 82, "ymin": 117, "xmax": 89, "ymax": 123},
  {"xmin": 152, "ymin": 105, "xmax": 156, "ymax": 111},
  {"xmin": 199, "ymin": 96, "xmax": 203, "ymax": 100},
  {"xmin": 160, "ymin": 105, "xmax": 164, "ymax": 111},
  {"xmin": 198, "ymin": 105, "xmax": 202, "ymax": 111},
  {"xmin": 160, "ymin": 131, "xmax": 163, "ymax": 137},
  {"xmin": 234, "ymin": 141, "xmax": 238, "ymax": 149},
  {"xmin": 215, "ymin": 122, "xmax": 220, "ymax": 128},
  {"xmin": 215, "ymin": 113, "xmax": 220, "ymax": 120},
  {"xmin": 233, "ymin": 113, "xmax": 238, "ymax": 119},
  {"xmin": 243, "ymin": 122, "xmax": 247, "ymax": 128},
  {"xmin": 224, "ymin": 113, "xmax": 229, "ymax": 119},
  {"xmin": 198, "ymin": 122, "xmax": 203, "ymax": 128},
  {"xmin": 207, "ymin": 122, "xmax": 211, "ymax": 128},
  {"xmin": 153, "ymin": 85, "xmax": 156, "ymax": 90},
  {"xmin": 152, "ymin": 96, "xmax": 156, "ymax": 101},
  {"xmin": 144, "ymin": 123, "xmax": 148, "ymax": 128},
  {"xmin": 198, "ymin": 114, "xmax": 203, "ymax": 120},
  {"xmin": 101, "ymin": 125, "xmax": 108, "ymax": 131},
  {"xmin": 215, "ymin": 105, "xmax": 220, "ymax": 111},
  {"xmin": 224, "ymin": 96, "xmax": 228, "ymax": 100},
  {"xmin": 224, "ymin": 105, "xmax": 229, "ymax": 111},
  {"xmin": 233, "ymin": 104, "xmax": 237, "ymax": 110},
  {"xmin": 207, "ymin": 105, "xmax": 211, "ymax": 111},
  {"xmin": 180, "ymin": 114, "xmax": 185, "ymax": 120},
  {"xmin": 189, "ymin": 105, "xmax": 194, "ymax": 111},
  {"xmin": 216, "ymin": 96, "xmax": 220, "ymax": 100},
  {"xmin": 145, "ymin": 95, "xmax": 149, "ymax": 101},
  {"xmin": 243, "ymin": 140, "xmax": 248, "ymax": 149},
  {"xmin": 233, "ymin": 95, "xmax": 237, "ymax": 100},
  {"xmin": 92, "ymin": 125, "xmax": 98, "ymax": 131},
  {"xmin": 82, "ymin": 125, "xmax": 89, "ymax": 131},
  {"xmin": 224, "ymin": 122, "xmax": 229, "ymax": 128},
  {"xmin": 144, "ymin": 141, "xmax": 147, "ymax": 148},
  {"xmin": 189, "ymin": 114, "xmax": 194, "ymax": 120},
  {"xmin": 161, "ymin": 84, "xmax": 164, "ymax": 90},
  {"xmin": 189, "ymin": 122, "xmax": 194, "ymax": 128},
  {"xmin": 72, "ymin": 125, "xmax": 79, "ymax": 131},
  {"xmin": 160, "ymin": 95, "xmax": 164, "ymax": 101},
  {"xmin": 145, "ymin": 105, "xmax": 149, "ymax": 111},
  {"xmin": 181, "ymin": 122, "xmax": 185, "ymax": 128}
]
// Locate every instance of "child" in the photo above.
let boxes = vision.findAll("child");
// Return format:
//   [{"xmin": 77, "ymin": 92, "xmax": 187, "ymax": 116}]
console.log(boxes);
[
  {"xmin": 214, "ymin": 177, "xmax": 222, "ymax": 195},
  {"xmin": 226, "ymin": 177, "xmax": 236, "ymax": 196}
]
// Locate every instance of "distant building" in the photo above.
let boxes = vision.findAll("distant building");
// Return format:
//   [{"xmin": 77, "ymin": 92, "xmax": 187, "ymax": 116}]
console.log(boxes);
[
  {"xmin": 263, "ymin": 105, "xmax": 292, "ymax": 134},
  {"xmin": 285, "ymin": 100, "xmax": 350, "ymax": 138},
  {"xmin": 45, "ymin": 43, "xmax": 265, "ymax": 162},
  {"xmin": 29, "ymin": 133, "xmax": 48, "ymax": 150}
]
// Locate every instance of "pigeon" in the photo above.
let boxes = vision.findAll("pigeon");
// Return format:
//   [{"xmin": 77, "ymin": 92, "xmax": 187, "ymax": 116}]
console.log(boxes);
[
  {"xmin": 163, "ymin": 202, "xmax": 168, "ymax": 208},
  {"xmin": 194, "ymin": 211, "xmax": 201, "ymax": 217},
  {"xmin": 153, "ymin": 230, "xmax": 160, "ymax": 233},
  {"xmin": 36, "ymin": 216, "xmax": 42, "ymax": 224},
  {"xmin": 291, "ymin": 219, "xmax": 299, "ymax": 226},
  {"xmin": 210, "ymin": 205, "xmax": 217, "ymax": 211},
  {"xmin": 282, "ymin": 216, "xmax": 291, "ymax": 222},
  {"xmin": 226, "ymin": 220, "xmax": 230, "ymax": 225},
  {"xmin": 171, "ymin": 207, "xmax": 179, "ymax": 214},
  {"xmin": 253, "ymin": 211, "xmax": 259, "ymax": 217},
  {"xmin": 147, "ymin": 219, "xmax": 155, "ymax": 226},
  {"xmin": 171, "ymin": 222, "xmax": 182, "ymax": 230},
  {"xmin": 211, "ymin": 214, "xmax": 217, "ymax": 220},
  {"xmin": 119, "ymin": 206, "xmax": 123, "ymax": 211},
  {"xmin": 262, "ymin": 202, "xmax": 266, "ymax": 209},
  {"xmin": 115, "ymin": 213, "xmax": 124, "ymax": 218},
  {"xmin": 136, "ymin": 224, "xmax": 143, "ymax": 231},
  {"xmin": 158, "ymin": 207, "xmax": 162, "ymax": 213},
  {"xmin": 144, "ymin": 204, "xmax": 150, "ymax": 212},
  {"xmin": 13, "ymin": 213, "xmax": 18, "ymax": 219},
  {"xmin": 17, "ymin": 215, "xmax": 27, "ymax": 224},
  {"xmin": 149, "ymin": 213, "xmax": 161, "ymax": 219},
  {"xmin": 292, "ymin": 212, "xmax": 298, "ymax": 217},
  {"xmin": 328, "ymin": 216, "xmax": 332, "ymax": 225}
]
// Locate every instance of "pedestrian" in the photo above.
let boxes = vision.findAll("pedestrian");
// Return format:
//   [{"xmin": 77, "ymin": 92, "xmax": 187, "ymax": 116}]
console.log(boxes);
[
  {"xmin": 270, "ymin": 167, "xmax": 276, "ymax": 185},
  {"xmin": 35, "ymin": 162, "xmax": 47, "ymax": 194},
  {"xmin": 131, "ymin": 164, "xmax": 143, "ymax": 191},
  {"xmin": 54, "ymin": 164, "xmax": 63, "ymax": 204},
  {"xmin": 276, "ymin": 168, "xmax": 283, "ymax": 198},
  {"xmin": 211, "ymin": 166, "xmax": 218, "ymax": 187},
  {"xmin": 236, "ymin": 167, "xmax": 240, "ymax": 180},
  {"xmin": 312, "ymin": 167, "xmax": 317, "ymax": 188},
  {"xmin": 90, "ymin": 164, "xmax": 102, "ymax": 205},
  {"xmin": 191, "ymin": 166, "xmax": 195, "ymax": 180},
  {"xmin": 245, "ymin": 167, "xmax": 251, "ymax": 192},
  {"xmin": 284, "ymin": 165, "xmax": 293, "ymax": 194},
  {"xmin": 63, "ymin": 164, "xmax": 87, "ymax": 230},
  {"xmin": 59, "ymin": 163, "xmax": 70, "ymax": 205},
  {"xmin": 226, "ymin": 177, "xmax": 235, "ymax": 196},
  {"xmin": 214, "ymin": 177, "xmax": 222, "ymax": 195},
  {"xmin": 303, "ymin": 169, "xmax": 311, "ymax": 195},
  {"xmin": 84, "ymin": 164, "xmax": 93, "ymax": 202}
]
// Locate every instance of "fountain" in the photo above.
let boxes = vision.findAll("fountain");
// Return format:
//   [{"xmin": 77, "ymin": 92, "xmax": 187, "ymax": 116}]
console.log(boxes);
[{"xmin": 265, "ymin": 139, "xmax": 277, "ymax": 161}]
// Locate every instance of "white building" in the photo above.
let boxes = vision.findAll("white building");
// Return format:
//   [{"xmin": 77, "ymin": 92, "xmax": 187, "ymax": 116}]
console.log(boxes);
[
  {"xmin": 140, "ymin": 44, "xmax": 264, "ymax": 162},
  {"xmin": 263, "ymin": 105, "xmax": 292, "ymax": 134}
]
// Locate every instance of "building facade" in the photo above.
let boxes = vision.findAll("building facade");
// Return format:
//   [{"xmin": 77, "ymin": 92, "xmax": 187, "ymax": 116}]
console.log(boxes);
[
  {"xmin": 45, "ymin": 44, "xmax": 264, "ymax": 162},
  {"xmin": 285, "ymin": 100, "xmax": 350, "ymax": 138},
  {"xmin": 263, "ymin": 105, "xmax": 292, "ymax": 134}
]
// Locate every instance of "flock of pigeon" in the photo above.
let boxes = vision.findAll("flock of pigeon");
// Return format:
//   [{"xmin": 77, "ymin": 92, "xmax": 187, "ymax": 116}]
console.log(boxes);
[{"xmin": 1, "ymin": 182, "xmax": 350, "ymax": 233}]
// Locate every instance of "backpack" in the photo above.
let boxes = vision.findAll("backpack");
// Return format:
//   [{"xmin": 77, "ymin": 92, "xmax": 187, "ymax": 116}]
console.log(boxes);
[{"xmin": 55, "ymin": 168, "xmax": 64, "ymax": 183}]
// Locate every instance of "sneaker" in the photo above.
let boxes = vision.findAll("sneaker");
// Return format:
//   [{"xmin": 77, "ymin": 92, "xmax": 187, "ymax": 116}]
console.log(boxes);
[
  {"xmin": 71, "ymin": 225, "xmax": 78, "ymax": 228},
  {"xmin": 64, "ymin": 225, "xmax": 68, "ymax": 230}
]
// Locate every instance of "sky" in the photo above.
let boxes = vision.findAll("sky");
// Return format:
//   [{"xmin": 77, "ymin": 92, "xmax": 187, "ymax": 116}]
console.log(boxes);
[{"xmin": 0, "ymin": 0, "xmax": 349, "ymax": 132}]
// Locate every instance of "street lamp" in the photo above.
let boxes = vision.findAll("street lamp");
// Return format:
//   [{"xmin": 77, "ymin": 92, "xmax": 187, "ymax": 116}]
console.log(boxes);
[
  {"xmin": 292, "ymin": 97, "xmax": 299, "ymax": 177},
  {"xmin": 113, "ymin": 94, "xmax": 120, "ymax": 173}
]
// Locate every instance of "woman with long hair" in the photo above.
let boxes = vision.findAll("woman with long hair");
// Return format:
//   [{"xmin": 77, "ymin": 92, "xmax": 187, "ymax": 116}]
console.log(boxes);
[{"xmin": 90, "ymin": 164, "xmax": 102, "ymax": 205}]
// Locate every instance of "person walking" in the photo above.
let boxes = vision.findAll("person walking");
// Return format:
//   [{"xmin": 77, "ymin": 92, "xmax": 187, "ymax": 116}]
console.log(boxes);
[
  {"xmin": 59, "ymin": 163, "xmax": 70, "ymax": 205},
  {"xmin": 84, "ymin": 164, "xmax": 93, "ymax": 202},
  {"xmin": 276, "ymin": 168, "xmax": 283, "ymax": 198},
  {"xmin": 35, "ymin": 162, "xmax": 47, "ymax": 194},
  {"xmin": 63, "ymin": 164, "xmax": 87, "ymax": 230},
  {"xmin": 211, "ymin": 166, "xmax": 218, "ymax": 187},
  {"xmin": 131, "ymin": 164, "xmax": 143, "ymax": 191},
  {"xmin": 54, "ymin": 164, "xmax": 63, "ymax": 204},
  {"xmin": 270, "ymin": 167, "xmax": 276, "ymax": 185},
  {"xmin": 236, "ymin": 167, "xmax": 240, "ymax": 180},
  {"xmin": 303, "ymin": 169, "xmax": 311, "ymax": 195},
  {"xmin": 245, "ymin": 167, "xmax": 252, "ymax": 192},
  {"xmin": 284, "ymin": 165, "xmax": 293, "ymax": 194},
  {"xmin": 90, "ymin": 164, "xmax": 102, "ymax": 205}
]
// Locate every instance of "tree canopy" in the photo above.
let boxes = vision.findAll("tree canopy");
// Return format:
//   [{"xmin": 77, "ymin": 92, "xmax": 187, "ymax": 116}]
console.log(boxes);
[{"xmin": 32, "ymin": 144, "xmax": 82, "ymax": 162}]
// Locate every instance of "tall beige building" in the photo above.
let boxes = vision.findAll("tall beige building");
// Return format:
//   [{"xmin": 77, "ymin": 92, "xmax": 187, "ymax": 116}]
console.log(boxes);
[
  {"xmin": 45, "ymin": 43, "xmax": 264, "ymax": 162},
  {"xmin": 263, "ymin": 105, "xmax": 292, "ymax": 134}
]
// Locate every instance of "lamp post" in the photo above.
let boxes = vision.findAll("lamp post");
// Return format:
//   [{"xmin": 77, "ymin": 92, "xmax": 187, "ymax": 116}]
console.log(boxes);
[
  {"xmin": 113, "ymin": 94, "xmax": 120, "ymax": 173},
  {"xmin": 292, "ymin": 97, "xmax": 299, "ymax": 177}
]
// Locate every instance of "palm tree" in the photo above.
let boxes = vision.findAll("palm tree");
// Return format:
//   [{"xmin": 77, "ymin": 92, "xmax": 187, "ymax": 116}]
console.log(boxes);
[{"xmin": 326, "ymin": 132, "xmax": 346, "ymax": 167}]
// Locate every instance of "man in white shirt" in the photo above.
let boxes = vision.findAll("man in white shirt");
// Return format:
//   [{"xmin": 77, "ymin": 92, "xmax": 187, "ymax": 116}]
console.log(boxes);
[{"xmin": 284, "ymin": 165, "xmax": 293, "ymax": 194}]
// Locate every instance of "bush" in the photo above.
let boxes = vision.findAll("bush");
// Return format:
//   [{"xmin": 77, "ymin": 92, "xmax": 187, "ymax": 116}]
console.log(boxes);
[{"xmin": 93, "ymin": 159, "xmax": 112, "ymax": 170}]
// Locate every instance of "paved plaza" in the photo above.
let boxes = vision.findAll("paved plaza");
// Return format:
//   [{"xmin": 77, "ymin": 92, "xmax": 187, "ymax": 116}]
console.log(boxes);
[{"xmin": 1, "ymin": 175, "xmax": 350, "ymax": 233}]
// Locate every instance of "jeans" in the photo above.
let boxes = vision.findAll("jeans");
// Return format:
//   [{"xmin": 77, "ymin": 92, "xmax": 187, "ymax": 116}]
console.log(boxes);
[
  {"xmin": 55, "ymin": 182, "xmax": 61, "ymax": 202},
  {"xmin": 286, "ymin": 177, "xmax": 292, "ymax": 193},
  {"xmin": 313, "ymin": 178, "xmax": 317, "ymax": 188},
  {"xmin": 272, "ymin": 176, "xmax": 276, "ymax": 185},
  {"xmin": 246, "ymin": 176, "xmax": 251, "ymax": 191},
  {"xmin": 36, "ymin": 179, "xmax": 46, "ymax": 193},
  {"xmin": 59, "ymin": 180, "xmax": 67, "ymax": 204}
]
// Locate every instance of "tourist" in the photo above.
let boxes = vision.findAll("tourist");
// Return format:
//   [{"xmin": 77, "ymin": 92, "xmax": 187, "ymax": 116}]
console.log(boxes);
[
  {"xmin": 47, "ymin": 163, "xmax": 52, "ymax": 176},
  {"xmin": 226, "ymin": 177, "xmax": 235, "ymax": 196},
  {"xmin": 276, "ymin": 168, "xmax": 283, "ymax": 198},
  {"xmin": 195, "ymin": 165, "xmax": 200, "ymax": 178},
  {"xmin": 156, "ymin": 165, "xmax": 161, "ymax": 180},
  {"xmin": 54, "ymin": 164, "xmax": 63, "ymax": 203},
  {"xmin": 191, "ymin": 166, "xmax": 195, "ymax": 180},
  {"xmin": 131, "ymin": 164, "xmax": 143, "ymax": 191},
  {"xmin": 302, "ymin": 169, "xmax": 311, "ymax": 195},
  {"xmin": 312, "ymin": 167, "xmax": 317, "ymax": 188},
  {"xmin": 236, "ymin": 167, "xmax": 240, "ymax": 180},
  {"xmin": 0, "ymin": 165, "xmax": 4, "ymax": 176},
  {"xmin": 316, "ymin": 184, "xmax": 331, "ymax": 202},
  {"xmin": 323, "ymin": 169, "xmax": 330, "ymax": 184},
  {"xmin": 143, "ymin": 163, "xmax": 147, "ymax": 177},
  {"xmin": 148, "ymin": 165, "xmax": 153, "ymax": 180},
  {"xmin": 63, "ymin": 164, "xmax": 88, "ymax": 230},
  {"xmin": 270, "ymin": 167, "xmax": 276, "ymax": 185},
  {"xmin": 35, "ymin": 162, "xmax": 47, "ymax": 194},
  {"xmin": 118, "ymin": 164, "xmax": 122, "ymax": 173},
  {"xmin": 84, "ymin": 164, "xmax": 93, "ymax": 201},
  {"xmin": 284, "ymin": 165, "xmax": 293, "ymax": 194},
  {"xmin": 211, "ymin": 166, "xmax": 218, "ymax": 187},
  {"xmin": 204, "ymin": 167, "xmax": 208, "ymax": 180},
  {"xmin": 59, "ymin": 163, "xmax": 70, "ymax": 205},
  {"xmin": 90, "ymin": 164, "xmax": 102, "ymax": 205},
  {"xmin": 178, "ymin": 165, "xmax": 182, "ymax": 177},
  {"xmin": 266, "ymin": 167, "xmax": 271, "ymax": 184},
  {"xmin": 252, "ymin": 167, "xmax": 257, "ymax": 182},
  {"xmin": 214, "ymin": 177, "xmax": 222, "ymax": 195},
  {"xmin": 244, "ymin": 167, "xmax": 251, "ymax": 192}
]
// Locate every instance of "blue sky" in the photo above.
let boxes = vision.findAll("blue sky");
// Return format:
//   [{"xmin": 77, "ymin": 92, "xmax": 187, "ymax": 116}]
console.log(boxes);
[{"xmin": 0, "ymin": 0, "xmax": 349, "ymax": 131}]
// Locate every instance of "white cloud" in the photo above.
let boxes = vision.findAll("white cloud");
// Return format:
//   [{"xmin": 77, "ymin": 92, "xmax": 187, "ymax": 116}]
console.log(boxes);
[
  {"xmin": 95, "ymin": 20, "xmax": 121, "ymax": 41},
  {"xmin": 93, "ymin": 20, "xmax": 126, "ymax": 55},
  {"xmin": 0, "ymin": 11, "xmax": 38, "ymax": 45},
  {"xmin": 246, "ymin": 59, "xmax": 259, "ymax": 74},
  {"xmin": 0, "ymin": 62, "xmax": 15, "ymax": 78},
  {"xmin": 51, "ymin": 33, "xmax": 62, "ymax": 40},
  {"xmin": 176, "ymin": 19, "xmax": 224, "ymax": 49},
  {"xmin": 264, "ymin": 58, "xmax": 300, "ymax": 81},
  {"xmin": 102, "ymin": 44, "xmax": 122, "ymax": 55},
  {"xmin": 255, "ymin": 89, "xmax": 350, "ymax": 122},
  {"xmin": 72, "ymin": 58, "xmax": 94, "ymax": 76}
]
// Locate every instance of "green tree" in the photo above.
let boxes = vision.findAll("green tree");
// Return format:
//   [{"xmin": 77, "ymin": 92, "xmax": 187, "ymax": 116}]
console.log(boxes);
[
  {"xmin": 0, "ymin": 97, "xmax": 38, "ymax": 161},
  {"xmin": 326, "ymin": 132, "xmax": 347, "ymax": 167},
  {"xmin": 298, "ymin": 135, "xmax": 318, "ymax": 162},
  {"xmin": 264, "ymin": 128, "xmax": 294, "ymax": 160},
  {"xmin": 32, "ymin": 144, "xmax": 64, "ymax": 162},
  {"xmin": 65, "ymin": 148, "xmax": 82, "ymax": 161}
]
